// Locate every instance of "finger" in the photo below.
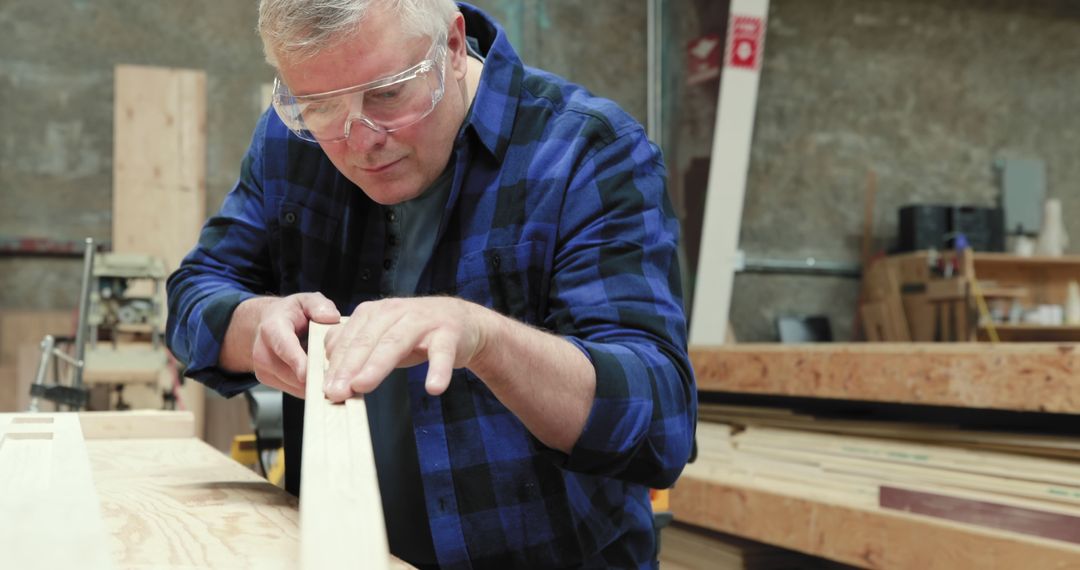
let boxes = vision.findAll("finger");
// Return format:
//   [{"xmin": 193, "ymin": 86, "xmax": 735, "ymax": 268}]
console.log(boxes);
[
  {"xmin": 296, "ymin": 292, "xmax": 341, "ymax": 324},
  {"xmin": 254, "ymin": 336, "xmax": 305, "ymax": 393},
  {"xmin": 423, "ymin": 329, "xmax": 457, "ymax": 396},
  {"xmin": 256, "ymin": 369, "xmax": 306, "ymax": 400},
  {"xmin": 326, "ymin": 303, "xmax": 406, "ymax": 394},
  {"xmin": 344, "ymin": 321, "xmax": 428, "ymax": 397},
  {"xmin": 262, "ymin": 316, "xmax": 309, "ymax": 382}
]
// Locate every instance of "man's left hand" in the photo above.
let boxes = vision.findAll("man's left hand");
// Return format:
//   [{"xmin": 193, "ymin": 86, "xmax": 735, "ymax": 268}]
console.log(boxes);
[{"xmin": 322, "ymin": 297, "xmax": 493, "ymax": 402}]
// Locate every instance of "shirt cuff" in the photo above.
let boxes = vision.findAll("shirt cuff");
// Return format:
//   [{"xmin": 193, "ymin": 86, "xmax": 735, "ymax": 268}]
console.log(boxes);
[{"xmin": 537, "ymin": 336, "xmax": 655, "ymax": 475}]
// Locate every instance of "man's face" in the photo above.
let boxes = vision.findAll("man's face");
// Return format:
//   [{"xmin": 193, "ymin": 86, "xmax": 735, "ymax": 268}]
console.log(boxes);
[{"xmin": 276, "ymin": 9, "xmax": 469, "ymax": 205}]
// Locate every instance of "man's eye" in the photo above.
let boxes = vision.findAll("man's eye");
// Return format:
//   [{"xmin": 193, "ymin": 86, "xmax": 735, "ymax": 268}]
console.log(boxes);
[
  {"xmin": 371, "ymin": 87, "xmax": 402, "ymax": 101},
  {"xmin": 307, "ymin": 103, "xmax": 333, "ymax": 115}
]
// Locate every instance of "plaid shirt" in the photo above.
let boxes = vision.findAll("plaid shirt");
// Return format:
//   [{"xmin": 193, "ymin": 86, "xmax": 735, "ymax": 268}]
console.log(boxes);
[{"xmin": 166, "ymin": 4, "xmax": 695, "ymax": 568}]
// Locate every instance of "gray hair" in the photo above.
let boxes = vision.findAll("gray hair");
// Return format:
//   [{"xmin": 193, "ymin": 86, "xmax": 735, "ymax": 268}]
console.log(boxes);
[{"xmin": 258, "ymin": 0, "xmax": 459, "ymax": 67}]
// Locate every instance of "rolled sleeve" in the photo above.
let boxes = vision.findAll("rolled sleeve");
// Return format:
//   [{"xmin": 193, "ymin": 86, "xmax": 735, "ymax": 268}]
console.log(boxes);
[{"xmin": 542, "ymin": 123, "xmax": 696, "ymax": 488}]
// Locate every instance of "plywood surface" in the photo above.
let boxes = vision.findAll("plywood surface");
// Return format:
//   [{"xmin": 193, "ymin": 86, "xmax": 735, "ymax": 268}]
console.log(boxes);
[
  {"xmin": 691, "ymin": 343, "xmax": 1080, "ymax": 413},
  {"xmin": 113, "ymin": 64, "xmax": 207, "ymax": 437},
  {"xmin": 88, "ymin": 437, "xmax": 299, "ymax": 570},
  {"xmin": 0, "ymin": 413, "xmax": 114, "ymax": 569}
]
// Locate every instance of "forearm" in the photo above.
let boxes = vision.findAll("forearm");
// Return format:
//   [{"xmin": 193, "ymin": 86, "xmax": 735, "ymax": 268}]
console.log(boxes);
[
  {"xmin": 469, "ymin": 307, "xmax": 595, "ymax": 454},
  {"xmin": 220, "ymin": 296, "xmax": 276, "ymax": 373}
]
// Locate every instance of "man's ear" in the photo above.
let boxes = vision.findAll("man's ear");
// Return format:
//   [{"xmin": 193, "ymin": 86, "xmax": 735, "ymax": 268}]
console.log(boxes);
[{"xmin": 446, "ymin": 12, "xmax": 469, "ymax": 80}]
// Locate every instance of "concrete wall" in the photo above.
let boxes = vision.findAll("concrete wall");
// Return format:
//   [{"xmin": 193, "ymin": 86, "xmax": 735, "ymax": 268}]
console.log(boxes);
[
  {"xmin": 3, "ymin": 1, "xmax": 1077, "ymax": 346},
  {"xmin": 672, "ymin": 0, "xmax": 1080, "ymax": 341},
  {"xmin": 0, "ymin": 0, "xmax": 648, "ymax": 311}
]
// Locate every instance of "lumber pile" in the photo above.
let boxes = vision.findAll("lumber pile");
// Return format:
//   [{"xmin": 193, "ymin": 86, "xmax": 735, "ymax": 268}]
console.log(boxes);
[
  {"xmin": 691, "ymin": 404, "xmax": 1080, "ymax": 546},
  {"xmin": 660, "ymin": 522, "xmax": 845, "ymax": 569}
]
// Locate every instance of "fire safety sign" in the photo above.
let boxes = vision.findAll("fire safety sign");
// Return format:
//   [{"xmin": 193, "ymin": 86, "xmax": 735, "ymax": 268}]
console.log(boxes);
[{"xmin": 728, "ymin": 16, "xmax": 764, "ymax": 70}]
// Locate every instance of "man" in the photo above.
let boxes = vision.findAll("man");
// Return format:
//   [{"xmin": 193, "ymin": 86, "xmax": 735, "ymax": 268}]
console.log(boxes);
[{"xmin": 167, "ymin": 0, "xmax": 695, "ymax": 568}]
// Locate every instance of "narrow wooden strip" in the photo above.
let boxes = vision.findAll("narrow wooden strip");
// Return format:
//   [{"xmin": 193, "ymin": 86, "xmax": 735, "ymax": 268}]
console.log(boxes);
[
  {"xmin": 301, "ymin": 321, "xmax": 389, "ymax": 570},
  {"xmin": 691, "ymin": 343, "xmax": 1080, "ymax": 413},
  {"xmin": 881, "ymin": 485, "xmax": 1080, "ymax": 545},
  {"xmin": 0, "ymin": 413, "xmax": 114, "ymax": 569}
]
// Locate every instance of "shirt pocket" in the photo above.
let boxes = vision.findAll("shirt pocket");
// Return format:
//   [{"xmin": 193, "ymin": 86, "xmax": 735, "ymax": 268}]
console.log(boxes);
[
  {"xmin": 273, "ymin": 200, "xmax": 341, "ymax": 295},
  {"xmin": 454, "ymin": 240, "xmax": 548, "ymax": 325}
]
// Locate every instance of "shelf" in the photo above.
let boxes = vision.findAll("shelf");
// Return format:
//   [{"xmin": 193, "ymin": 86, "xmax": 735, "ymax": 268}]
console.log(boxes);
[
  {"xmin": 690, "ymin": 343, "xmax": 1080, "ymax": 414},
  {"xmin": 979, "ymin": 324, "xmax": 1080, "ymax": 343},
  {"xmin": 670, "ymin": 470, "xmax": 1080, "ymax": 568}
]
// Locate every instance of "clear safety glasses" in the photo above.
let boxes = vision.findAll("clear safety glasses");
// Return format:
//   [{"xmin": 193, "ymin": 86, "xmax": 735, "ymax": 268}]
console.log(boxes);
[{"xmin": 272, "ymin": 34, "xmax": 448, "ymax": 143}]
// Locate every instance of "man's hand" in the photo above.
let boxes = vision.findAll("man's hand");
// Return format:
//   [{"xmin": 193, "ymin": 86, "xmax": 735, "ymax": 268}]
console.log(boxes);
[
  {"xmin": 323, "ymin": 297, "xmax": 493, "ymax": 402},
  {"xmin": 223, "ymin": 293, "xmax": 340, "ymax": 399}
]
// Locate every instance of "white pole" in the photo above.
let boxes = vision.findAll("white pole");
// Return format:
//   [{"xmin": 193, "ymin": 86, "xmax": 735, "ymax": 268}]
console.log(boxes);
[{"xmin": 688, "ymin": 0, "xmax": 770, "ymax": 346}]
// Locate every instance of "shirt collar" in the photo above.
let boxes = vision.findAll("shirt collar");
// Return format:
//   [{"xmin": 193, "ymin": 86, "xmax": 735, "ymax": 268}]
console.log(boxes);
[{"xmin": 458, "ymin": 3, "xmax": 523, "ymax": 162}]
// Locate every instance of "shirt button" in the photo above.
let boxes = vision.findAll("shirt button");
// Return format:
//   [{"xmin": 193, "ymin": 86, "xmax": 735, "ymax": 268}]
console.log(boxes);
[
  {"xmin": 492, "ymin": 255, "xmax": 501, "ymax": 268},
  {"xmin": 283, "ymin": 211, "xmax": 297, "ymax": 225},
  {"xmin": 360, "ymin": 268, "xmax": 371, "ymax": 281},
  {"xmin": 383, "ymin": 259, "xmax": 392, "ymax": 270},
  {"xmin": 385, "ymin": 210, "xmax": 397, "ymax": 223}
]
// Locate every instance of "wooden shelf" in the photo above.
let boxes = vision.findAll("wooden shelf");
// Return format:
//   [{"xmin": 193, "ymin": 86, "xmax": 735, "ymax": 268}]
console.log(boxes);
[
  {"xmin": 979, "ymin": 324, "xmax": 1080, "ymax": 343},
  {"xmin": 691, "ymin": 343, "xmax": 1080, "ymax": 414},
  {"xmin": 670, "ymin": 470, "xmax": 1080, "ymax": 568}
]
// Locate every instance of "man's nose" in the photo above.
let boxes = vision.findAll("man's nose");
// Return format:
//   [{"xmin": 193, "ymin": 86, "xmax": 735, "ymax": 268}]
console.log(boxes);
[{"xmin": 344, "ymin": 118, "xmax": 388, "ymax": 152}]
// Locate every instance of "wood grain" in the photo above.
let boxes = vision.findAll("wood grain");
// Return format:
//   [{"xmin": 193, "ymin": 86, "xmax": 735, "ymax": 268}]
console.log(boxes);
[
  {"xmin": 671, "ymin": 469, "xmax": 1080, "ymax": 569},
  {"xmin": 78, "ymin": 410, "xmax": 195, "ymax": 440},
  {"xmin": 0, "ymin": 413, "xmax": 114, "ymax": 569},
  {"xmin": 113, "ymin": 64, "xmax": 207, "ymax": 437},
  {"xmin": 87, "ymin": 437, "xmax": 299, "ymax": 570},
  {"xmin": 691, "ymin": 343, "xmax": 1080, "ymax": 413},
  {"xmin": 301, "ymin": 321, "xmax": 390, "ymax": 570}
]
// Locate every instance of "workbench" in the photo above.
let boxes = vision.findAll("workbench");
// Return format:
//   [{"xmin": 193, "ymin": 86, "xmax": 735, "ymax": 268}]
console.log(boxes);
[{"xmin": 1, "ymin": 410, "xmax": 413, "ymax": 569}]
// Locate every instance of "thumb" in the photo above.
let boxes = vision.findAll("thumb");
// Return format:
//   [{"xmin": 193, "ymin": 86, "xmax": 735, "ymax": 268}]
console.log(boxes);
[{"xmin": 296, "ymin": 293, "xmax": 341, "ymax": 324}]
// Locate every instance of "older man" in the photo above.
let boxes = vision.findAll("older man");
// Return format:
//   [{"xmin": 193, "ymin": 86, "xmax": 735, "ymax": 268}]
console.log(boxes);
[{"xmin": 167, "ymin": 1, "xmax": 695, "ymax": 568}]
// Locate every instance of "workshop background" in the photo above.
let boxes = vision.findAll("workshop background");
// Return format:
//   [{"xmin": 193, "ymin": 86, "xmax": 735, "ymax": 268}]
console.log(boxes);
[
  {"xmin": 4, "ymin": 1, "xmax": 1080, "ymax": 568},
  {"xmin": 4, "ymin": 0, "xmax": 1079, "ymax": 341}
]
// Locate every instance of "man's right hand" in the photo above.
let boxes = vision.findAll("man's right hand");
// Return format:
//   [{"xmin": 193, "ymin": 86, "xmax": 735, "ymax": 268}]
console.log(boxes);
[{"xmin": 220, "ymin": 293, "xmax": 340, "ymax": 399}]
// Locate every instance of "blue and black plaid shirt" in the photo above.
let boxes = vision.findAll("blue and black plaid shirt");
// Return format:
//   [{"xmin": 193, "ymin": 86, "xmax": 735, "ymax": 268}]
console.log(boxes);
[{"xmin": 167, "ymin": 4, "xmax": 695, "ymax": 568}]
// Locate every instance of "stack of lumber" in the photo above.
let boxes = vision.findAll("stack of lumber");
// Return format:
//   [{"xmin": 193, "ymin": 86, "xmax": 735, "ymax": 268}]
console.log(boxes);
[
  {"xmin": 660, "ymin": 522, "xmax": 848, "ymax": 569},
  {"xmin": 692, "ymin": 404, "xmax": 1080, "ymax": 545}
]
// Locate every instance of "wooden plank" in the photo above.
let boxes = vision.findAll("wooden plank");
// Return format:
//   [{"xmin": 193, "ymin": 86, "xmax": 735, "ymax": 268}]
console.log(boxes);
[
  {"xmin": 113, "ymin": 64, "xmax": 207, "ymax": 438},
  {"xmin": 671, "ymin": 471, "xmax": 1080, "ymax": 568},
  {"xmin": 0, "ymin": 413, "xmax": 114, "ymax": 569},
  {"xmin": 88, "ymin": 437, "xmax": 298, "ymax": 569},
  {"xmin": 691, "ymin": 343, "xmax": 1080, "ymax": 413},
  {"xmin": 0, "ymin": 311, "xmax": 75, "ymax": 412},
  {"xmin": 77, "ymin": 410, "xmax": 195, "ymax": 440},
  {"xmin": 859, "ymin": 302, "xmax": 888, "ymax": 342},
  {"xmin": 302, "ymin": 321, "xmax": 389, "ymax": 570},
  {"xmin": 688, "ymin": 0, "xmax": 770, "ymax": 345},
  {"xmin": 881, "ymin": 485, "xmax": 1080, "ymax": 545}
]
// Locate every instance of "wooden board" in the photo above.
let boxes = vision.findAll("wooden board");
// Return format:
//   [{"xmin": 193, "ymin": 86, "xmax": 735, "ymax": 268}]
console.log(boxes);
[
  {"xmin": 0, "ymin": 310, "xmax": 75, "ymax": 412},
  {"xmin": 688, "ymin": 0, "xmax": 770, "ymax": 346},
  {"xmin": 691, "ymin": 343, "xmax": 1080, "ymax": 413},
  {"xmin": 113, "ymin": 64, "xmax": 207, "ymax": 438},
  {"xmin": 671, "ymin": 470, "xmax": 1080, "ymax": 568},
  {"xmin": 78, "ymin": 410, "xmax": 194, "ymax": 440},
  {"xmin": 301, "ymin": 321, "xmax": 390, "ymax": 570},
  {"xmin": 88, "ymin": 437, "xmax": 298, "ymax": 569},
  {"xmin": 881, "ymin": 485, "xmax": 1080, "ymax": 545},
  {"xmin": 0, "ymin": 413, "xmax": 114, "ymax": 569}
]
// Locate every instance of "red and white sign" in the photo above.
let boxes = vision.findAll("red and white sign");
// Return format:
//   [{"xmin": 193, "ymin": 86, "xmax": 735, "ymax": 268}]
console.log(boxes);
[
  {"xmin": 727, "ymin": 16, "xmax": 764, "ymax": 70},
  {"xmin": 686, "ymin": 34, "xmax": 722, "ymax": 86}
]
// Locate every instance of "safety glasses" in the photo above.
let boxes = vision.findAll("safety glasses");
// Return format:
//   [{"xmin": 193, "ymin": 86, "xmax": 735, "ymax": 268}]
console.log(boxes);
[{"xmin": 272, "ymin": 34, "xmax": 448, "ymax": 142}]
